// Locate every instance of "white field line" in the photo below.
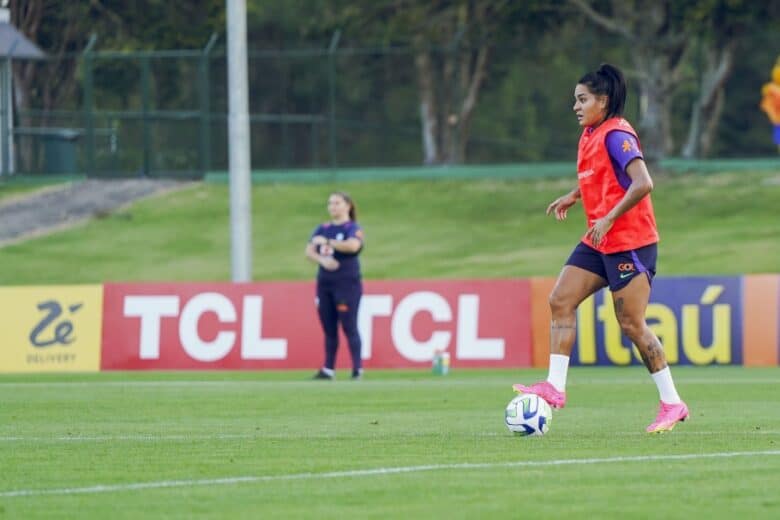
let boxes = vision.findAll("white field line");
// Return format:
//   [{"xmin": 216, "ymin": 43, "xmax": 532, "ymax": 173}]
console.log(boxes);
[
  {"xmin": 1, "ymin": 430, "xmax": 779, "ymax": 443},
  {"xmin": 2, "ymin": 450, "xmax": 779, "ymax": 498},
  {"xmin": 0, "ymin": 378, "xmax": 778, "ymax": 388},
  {"xmin": 0, "ymin": 433, "xmax": 257, "ymax": 442}
]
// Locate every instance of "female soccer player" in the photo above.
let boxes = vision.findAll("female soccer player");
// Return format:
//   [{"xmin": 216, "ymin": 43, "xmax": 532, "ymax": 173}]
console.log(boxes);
[
  {"xmin": 306, "ymin": 191, "xmax": 365, "ymax": 380},
  {"xmin": 513, "ymin": 64, "xmax": 689, "ymax": 433}
]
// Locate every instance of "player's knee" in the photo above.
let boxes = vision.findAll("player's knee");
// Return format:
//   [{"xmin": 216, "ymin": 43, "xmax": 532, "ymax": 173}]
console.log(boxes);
[
  {"xmin": 548, "ymin": 290, "xmax": 575, "ymax": 317},
  {"xmin": 342, "ymin": 322, "xmax": 359, "ymax": 338},
  {"xmin": 617, "ymin": 316, "xmax": 644, "ymax": 340}
]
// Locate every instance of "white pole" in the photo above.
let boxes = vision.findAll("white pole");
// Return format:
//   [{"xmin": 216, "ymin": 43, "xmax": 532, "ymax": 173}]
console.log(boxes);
[
  {"xmin": 0, "ymin": 7, "xmax": 12, "ymax": 175},
  {"xmin": 226, "ymin": 0, "xmax": 252, "ymax": 282}
]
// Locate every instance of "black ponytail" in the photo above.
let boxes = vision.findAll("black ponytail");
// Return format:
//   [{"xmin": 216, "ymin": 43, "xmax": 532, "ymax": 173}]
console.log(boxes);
[{"xmin": 578, "ymin": 63, "xmax": 627, "ymax": 119}]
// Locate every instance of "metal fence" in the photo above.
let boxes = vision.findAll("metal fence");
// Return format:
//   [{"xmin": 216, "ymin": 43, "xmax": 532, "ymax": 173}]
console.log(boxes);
[
  {"xmin": 5, "ymin": 35, "xmax": 590, "ymax": 178},
  {"xmin": 6, "ymin": 32, "xmax": 778, "ymax": 178}
]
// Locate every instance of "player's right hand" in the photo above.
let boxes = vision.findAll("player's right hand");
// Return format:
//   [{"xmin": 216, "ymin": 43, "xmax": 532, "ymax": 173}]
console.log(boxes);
[{"xmin": 546, "ymin": 194, "xmax": 577, "ymax": 221}]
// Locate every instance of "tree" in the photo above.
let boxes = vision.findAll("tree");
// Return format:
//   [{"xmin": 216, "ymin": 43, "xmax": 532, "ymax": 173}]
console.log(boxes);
[
  {"xmin": 334, "ymin": 0, "xmax": 537, "ymax": 165},
  {"xmin": 10, "ymin": 1, "xmax": 95, "ymax": 117},
  {"xmin": 680, "ymin": 37, "xmax": 736, "ymax": 159},
  {"xmin": 411, "ymin": 2, "xmax": 493, "ymax": 164},
  {"xmin": 9, "ymin": 1, "xmax": 103, "ymax": 172},
  {"xmin": 682, "ymin": 1, "xmax": 779, "ymax": 158},
  {"xmin": 568, "ymin": 0, "xmax": 693, "ymax": 165}
]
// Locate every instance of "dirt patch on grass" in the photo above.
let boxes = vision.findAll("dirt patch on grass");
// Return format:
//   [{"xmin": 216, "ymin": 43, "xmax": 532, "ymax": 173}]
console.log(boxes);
[{"xmin": 0, "ymin": 179, "xmax": 194, "ymax": 247}]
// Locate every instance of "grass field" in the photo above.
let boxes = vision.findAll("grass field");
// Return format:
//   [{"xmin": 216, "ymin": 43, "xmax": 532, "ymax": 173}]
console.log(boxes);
[
  {"xmin": 0, "ymin": 170, "xmax": 777, "ymax": 284},
  {"xmin": 1, "ymin": 367, "xmax": 779, "ymax": 518},
  {"xmin": 0, "ymin": 170, "xmax": 777, "ymax": 518},
  {"xmin": 0, "ymin": 181, "xmax": 65, "ymax": 203}
]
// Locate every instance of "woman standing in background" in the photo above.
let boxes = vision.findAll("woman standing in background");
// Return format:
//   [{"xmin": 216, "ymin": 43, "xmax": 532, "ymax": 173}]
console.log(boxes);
[{"xmin": 306, "ymin": 192, "xmax": 365, "ymax": 380}]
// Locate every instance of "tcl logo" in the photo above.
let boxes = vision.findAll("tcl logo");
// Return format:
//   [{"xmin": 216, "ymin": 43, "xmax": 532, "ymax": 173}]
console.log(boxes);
[
  {"xmin": 103, "ymin": 280, "xmax": 531, "ymax": 369},
  {"xmin": 124, "ymin": 293, "xmax": 286, "ymax": 361},
  {"xmin": 122, "ymin": 291, "xmax": 503, "ymax": 363},
  {"xmin": 359, "ymin": 291, "xmax": 504, "ymax": 361}
]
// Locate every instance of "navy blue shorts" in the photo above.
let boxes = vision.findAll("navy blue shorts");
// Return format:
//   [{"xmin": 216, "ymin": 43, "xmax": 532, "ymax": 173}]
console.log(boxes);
[{"xmin": 565, "ymin": 242, "xmax": 657, "ymax": 292}]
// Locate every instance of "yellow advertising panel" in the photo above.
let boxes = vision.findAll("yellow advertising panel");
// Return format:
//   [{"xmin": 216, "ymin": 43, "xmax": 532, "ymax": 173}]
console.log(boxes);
[{"xmin": 0, "ymin": 285, "xmax": 103, "ymax": 373}]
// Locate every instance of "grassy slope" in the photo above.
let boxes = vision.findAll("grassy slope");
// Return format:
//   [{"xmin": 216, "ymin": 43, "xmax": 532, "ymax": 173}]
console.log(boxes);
[
  {"xmin": 0, "ymin": 368, "xmax": 778, "ymax": 518},
  {"xmin": 0, "ymin": 170, "xmax": 778, "ymax": 284},
  {"xmin": 0, "ymin": 181, "xmax": 64, "ymax": 203}
]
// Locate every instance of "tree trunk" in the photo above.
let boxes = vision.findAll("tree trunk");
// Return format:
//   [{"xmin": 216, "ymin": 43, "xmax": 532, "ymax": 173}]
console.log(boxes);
[
  {"xmin": 681, "ymin": 41, "xmax": 735, "ymax": 158},
  {"xmin": 699, "ymin": 87, "xmax": 725, "ymax": 157},
  {"xmin": 412, "ymin": 2, "xmax": 491, "ymax": 165},
  {"xmin": 10, "ymin": 1, "xmax": 44, "ymax": 172},
  {"xmin": 449, "ymin": 44, "xmax": 489, "ymax": 164},
  {"xmin": 414, "ymin": 46, "xmax": 440, "ymax": 164},
  {"xmin": 632, "ymin": 54, "xmax": 675, "ymax": 167},
  {"xmin": 418, "ymin": 42, "xmax": 490, "ymax": 166},
  {"xmin": 441, "ymin": 40, "xmax": 457, "ymax": 164}
]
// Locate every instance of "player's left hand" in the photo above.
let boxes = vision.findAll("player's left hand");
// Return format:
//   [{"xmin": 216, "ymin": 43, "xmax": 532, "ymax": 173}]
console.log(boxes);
[{"xmin": 586, "ymin": 217, "xmax": 614, "ymax": 247}]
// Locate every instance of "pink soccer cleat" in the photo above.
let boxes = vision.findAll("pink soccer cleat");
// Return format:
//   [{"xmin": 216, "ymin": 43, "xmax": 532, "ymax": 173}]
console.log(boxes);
[
  {"xmin": 512, "ymin": 381, "xmax": 566, "ymax": 409},
  {"xmin": 646, "ymin": 400, "xmax": 689, "ymax": 433}
]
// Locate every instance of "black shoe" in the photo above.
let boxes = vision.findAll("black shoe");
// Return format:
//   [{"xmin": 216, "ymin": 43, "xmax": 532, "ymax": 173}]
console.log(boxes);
[
  {"xmin": 312, "ymin": 369, "xmax": 334, "ymax": 380},
  {"xmin": 351, "ymin": 369, "xmax": 363, "ymax": 380}
]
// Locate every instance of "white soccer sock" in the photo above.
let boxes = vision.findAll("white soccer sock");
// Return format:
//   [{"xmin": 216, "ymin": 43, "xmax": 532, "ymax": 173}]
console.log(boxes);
[
  {"xmin": 546, "ymin": 354, "xmax": 570, "ymax": 392},
  {"xmin": 651, "ymin": 367, "xmax": 681, "ymax": 404}
]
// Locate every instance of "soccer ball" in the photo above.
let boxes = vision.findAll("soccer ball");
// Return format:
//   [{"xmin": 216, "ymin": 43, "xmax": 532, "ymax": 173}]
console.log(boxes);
[{"xmin": 504, "ymin": 393, "xmax": 552, "ymax": 436}]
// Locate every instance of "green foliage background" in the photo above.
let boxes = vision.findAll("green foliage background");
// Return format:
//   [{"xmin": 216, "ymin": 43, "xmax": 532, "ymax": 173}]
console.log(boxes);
[{"xmin": 11, "ymin": 1, "xmax": 780, "ymax": 173}]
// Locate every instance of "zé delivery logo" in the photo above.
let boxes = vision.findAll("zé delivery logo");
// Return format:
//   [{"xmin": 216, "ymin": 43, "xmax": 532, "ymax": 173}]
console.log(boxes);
[{"xmin": 0, "ymin": 286, "xmax": 103, "ymax": 373}]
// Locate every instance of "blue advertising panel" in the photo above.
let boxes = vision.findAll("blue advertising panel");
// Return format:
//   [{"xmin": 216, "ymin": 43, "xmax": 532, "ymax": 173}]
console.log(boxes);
[{"xmin": 570, "ymin": 276, "xmax": 742, "ymax": 366}]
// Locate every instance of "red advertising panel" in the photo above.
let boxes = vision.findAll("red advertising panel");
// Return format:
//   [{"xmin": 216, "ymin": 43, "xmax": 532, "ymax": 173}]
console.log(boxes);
[{"xmin": 101, "ymin": 279, "xmax": 532, "ymax": 370}]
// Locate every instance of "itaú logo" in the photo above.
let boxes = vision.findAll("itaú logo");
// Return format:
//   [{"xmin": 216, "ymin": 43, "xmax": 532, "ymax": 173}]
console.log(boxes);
[{"xmin": 577, "ymin": 169, "xmax": 594, "ymax": 179}]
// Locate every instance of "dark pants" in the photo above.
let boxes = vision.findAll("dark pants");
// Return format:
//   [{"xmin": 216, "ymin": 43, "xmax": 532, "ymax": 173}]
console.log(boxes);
[{"xmin": 316, "ymin": 278, "xmax": 363, "ymax": 373}]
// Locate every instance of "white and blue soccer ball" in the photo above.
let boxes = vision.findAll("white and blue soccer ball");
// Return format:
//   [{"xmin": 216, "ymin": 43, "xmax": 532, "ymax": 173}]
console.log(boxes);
[{"xmin": 504, "ymin": 394, "xmax": 552, "ymax": 436}]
